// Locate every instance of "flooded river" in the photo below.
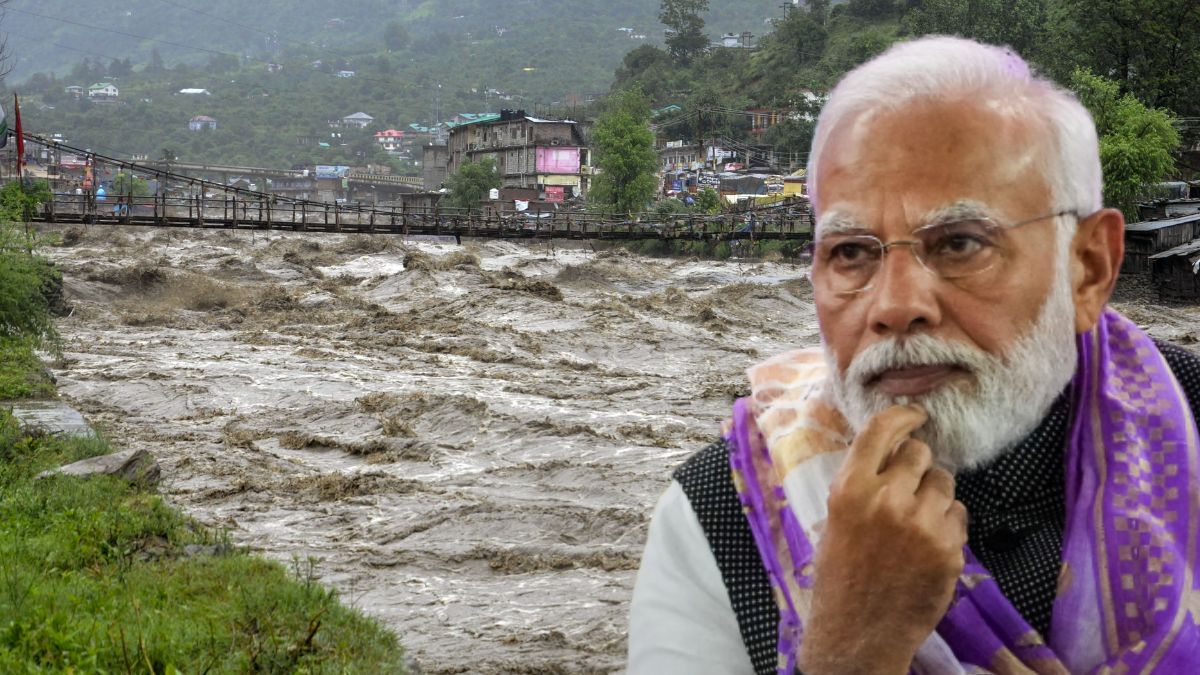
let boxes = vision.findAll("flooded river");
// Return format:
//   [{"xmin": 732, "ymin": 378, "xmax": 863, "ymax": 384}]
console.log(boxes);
[
  {"xmin": 37, "ymin": 224, "xmax": 1200, "ymax": 673},
  {"xmin": 41, "ymin": 225, "xmax": 818, "ymax": 674}
]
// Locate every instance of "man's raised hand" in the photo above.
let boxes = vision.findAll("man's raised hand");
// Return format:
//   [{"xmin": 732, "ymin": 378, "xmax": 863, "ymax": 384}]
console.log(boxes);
[{"xmin": 799, "ymin": 405, "xmax": 968, "ymax": 675}]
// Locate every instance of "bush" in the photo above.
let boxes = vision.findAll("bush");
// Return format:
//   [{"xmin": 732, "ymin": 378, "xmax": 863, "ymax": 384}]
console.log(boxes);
[{"xmin": 0, "ymin": 231, "xmax": 59, "ymax": 349}]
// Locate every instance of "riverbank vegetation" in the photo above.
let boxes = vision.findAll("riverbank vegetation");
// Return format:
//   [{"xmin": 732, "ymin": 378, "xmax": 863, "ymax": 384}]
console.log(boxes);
[{"xmin": 0, "ymin": 182, "xmax": 59, "ymax": 400}]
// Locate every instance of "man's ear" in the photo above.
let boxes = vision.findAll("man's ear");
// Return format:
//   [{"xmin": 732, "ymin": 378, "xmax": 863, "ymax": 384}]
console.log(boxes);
[{"xmin": 1072, "ymin": 208, "xmax": 1125, "ymax": 333}]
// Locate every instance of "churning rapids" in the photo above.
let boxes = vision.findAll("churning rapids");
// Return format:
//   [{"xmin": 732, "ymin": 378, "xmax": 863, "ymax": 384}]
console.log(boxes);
[
  {"xmin": 36, "ymin": 225, "xmax": 1200, "ymax": 673},
  {"xmin": 39, "ymin": 225, "xmax": 818, "ymax": 674}
]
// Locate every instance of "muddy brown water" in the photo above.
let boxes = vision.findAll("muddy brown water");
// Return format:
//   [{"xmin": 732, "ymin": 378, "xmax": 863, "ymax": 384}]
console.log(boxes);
[
  {"xmin": 37, "ymin": 225, "xmax": 1200, "ymax": 674},
  {"xmin": 40, "ymin": 226, "xmax": 819, "ymax": 674}
]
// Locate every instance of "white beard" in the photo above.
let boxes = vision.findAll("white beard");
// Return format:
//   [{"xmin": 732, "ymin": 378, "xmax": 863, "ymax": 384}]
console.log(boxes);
[{"xmin": 825, "ymin": 259, "xmax": 1078, "ymax": 473}]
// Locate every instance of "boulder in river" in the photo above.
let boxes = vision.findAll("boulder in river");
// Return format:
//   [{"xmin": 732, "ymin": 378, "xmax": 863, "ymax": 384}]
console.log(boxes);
[{"xmin": 37, "ymin": 447, "xmax": 161, "ymax": 485}]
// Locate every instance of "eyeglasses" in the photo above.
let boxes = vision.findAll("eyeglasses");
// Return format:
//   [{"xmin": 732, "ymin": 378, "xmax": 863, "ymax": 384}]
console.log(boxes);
[{"xmin": 812, "ymin": 210, "xmax": 1079, "ymax": 295}]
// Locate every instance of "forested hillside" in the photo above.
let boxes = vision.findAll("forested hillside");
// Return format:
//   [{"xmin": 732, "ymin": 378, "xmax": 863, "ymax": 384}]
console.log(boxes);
[
  {"xmin": 1, "ymin": 0, "xmax": 786, "ymax": 169},
  {"xmin": 2, "ymin": 0, "xmax": 783, "ymax": 83}
]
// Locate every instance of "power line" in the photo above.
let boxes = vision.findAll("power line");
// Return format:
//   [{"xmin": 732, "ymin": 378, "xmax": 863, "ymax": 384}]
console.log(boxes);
[
  {"xmin": 148, "ymin": 0, "xmax": 277, "ymax": 40},
  {"xmin": 7, "ymin": 33, "xmax": 129, "ymax": 66},
  {"xmin": 145, "ymin": 0, "xmax": 363, "ymax": 60}
]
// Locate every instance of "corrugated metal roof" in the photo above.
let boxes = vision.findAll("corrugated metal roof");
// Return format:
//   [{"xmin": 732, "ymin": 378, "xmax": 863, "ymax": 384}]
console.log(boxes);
[
  {"xmin": 445, "ymin": 113, "xmax": 501, "ymax": 128},
  {"xmin": 1125, "ymin": 212, "xmax": 1200, "ymax": 232},
  {"xmin": 1149, "ymin": 238, "xmax": 1200, "ymax": 260}
]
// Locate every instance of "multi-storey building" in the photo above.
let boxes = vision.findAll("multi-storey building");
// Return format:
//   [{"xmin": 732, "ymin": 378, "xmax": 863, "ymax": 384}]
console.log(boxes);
[{"xmin": 445, "ymin": 109, "xmax": 591, "ymax": 202}]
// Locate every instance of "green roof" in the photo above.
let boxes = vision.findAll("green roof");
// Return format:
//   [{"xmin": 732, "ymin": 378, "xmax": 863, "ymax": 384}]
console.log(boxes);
[{"xmin": 446, "ymin": 113, "xmax": 501, "ymax": 129}]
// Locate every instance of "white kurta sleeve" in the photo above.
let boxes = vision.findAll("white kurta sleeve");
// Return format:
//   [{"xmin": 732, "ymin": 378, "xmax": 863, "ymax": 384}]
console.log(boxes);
[{"xmin": 627, "ymin": 481, "xmax": 757, "ymax": 675}]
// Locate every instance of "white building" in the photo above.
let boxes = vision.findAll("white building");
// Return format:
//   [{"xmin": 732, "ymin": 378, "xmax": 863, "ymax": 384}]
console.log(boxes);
[
  {"xmin": 88, "ymin": 82, "xmax": 119, "ymax": 99},
  {"xmin": 341, "ymin": 112, "xmax": 375, "ymax": 129}
]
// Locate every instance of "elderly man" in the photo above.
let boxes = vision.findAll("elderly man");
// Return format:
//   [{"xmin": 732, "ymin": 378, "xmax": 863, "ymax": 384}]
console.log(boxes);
[{"xmin": 629, "ymin": 36, "xmax": 1200, "ymax": 674}]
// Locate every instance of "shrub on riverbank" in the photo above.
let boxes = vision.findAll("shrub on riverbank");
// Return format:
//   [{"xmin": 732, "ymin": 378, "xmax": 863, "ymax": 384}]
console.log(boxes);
[{"xmin": 1, "ymin": 187, "xmax": 61, "ymax": 400}]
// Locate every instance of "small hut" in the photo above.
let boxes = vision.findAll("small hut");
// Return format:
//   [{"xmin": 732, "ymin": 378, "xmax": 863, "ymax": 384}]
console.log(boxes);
[
  {"xmin": 1150, "ymin": 239, "xmax": 1200, "ymax": 302},
  {"xmin": 1123, "ymin": 213, "xmax": 1200, "ymax": 274}
]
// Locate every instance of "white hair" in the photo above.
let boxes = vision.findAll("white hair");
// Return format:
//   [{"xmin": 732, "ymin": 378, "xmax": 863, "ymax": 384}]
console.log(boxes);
[{"xmin": 807, "ymin": 36, "xmax": 1103, "ymax": 226}]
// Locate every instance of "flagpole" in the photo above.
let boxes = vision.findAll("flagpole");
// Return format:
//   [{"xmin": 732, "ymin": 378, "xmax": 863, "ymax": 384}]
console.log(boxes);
[{"xmin": 15, "ymin": 92, "xmax": 30, "ymax": 245}]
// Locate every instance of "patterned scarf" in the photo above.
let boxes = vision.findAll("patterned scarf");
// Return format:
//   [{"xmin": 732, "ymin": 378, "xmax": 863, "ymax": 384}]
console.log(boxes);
[{"xmin": 725, "ymin": 308, "xmax": 1200, "ymax": 673}]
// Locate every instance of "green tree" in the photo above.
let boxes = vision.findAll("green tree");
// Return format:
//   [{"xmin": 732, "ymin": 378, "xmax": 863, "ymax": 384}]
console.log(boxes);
[
  {"xmin": 846, "ymin": 0, "xmax": 901, "ymax": 20},
  {"xmin": 112, "ymin": 172, "xmax": 151, "ymax": 198},
  {"xmin": 696, "ymin": 187, "xmax": 721, "ymax": 214},
  {"xmin": 660, "ymin": 0, "xmax": 710, "ymax": 64},
  {"xmin": 757, "ymin": 1, "xmax": 830, "ymax": 77},
  {"xmin": 383, "ymin": 20, "xmax": 410, "ymax": 52},
  {"xmin": 1070, "ymin": 69, "xmax": 1179, "ymax": 219},
  {"xmin": 591, "ymin": 88, "xmax": 659, "ymax": 217},
  {"xmin": 612, "ymin": 45, "xmax": 674, "ymax": 99},
  {"xmin": 146, "ymin": 48, "xmax": 166, "ymax": 75},
  {"xmin": 1055, "ymin": 0, "xmax": 1200, "ymax": 119},
  {"xmin": 903, "ymin": 0, "xmax": 1051, "ymax": 59},
  {"xmin": 445, "ymin": 158, "xmax": 501, "ymax": 212}
]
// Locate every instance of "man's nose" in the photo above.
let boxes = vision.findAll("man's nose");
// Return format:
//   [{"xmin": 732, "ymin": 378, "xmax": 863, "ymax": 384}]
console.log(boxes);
[{"xmin": 865, "ymin": 246, "xmax": 942, "ymax": 336}]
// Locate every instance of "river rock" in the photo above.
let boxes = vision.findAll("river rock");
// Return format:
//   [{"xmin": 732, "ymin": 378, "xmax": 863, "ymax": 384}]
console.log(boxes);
[
  {"xmin": 8, "ymin": 400, "xmax": 94, "ymax": 438},
  {"xmin": 37, "ymin": 447, "xmax": 161, "ymax": 485},
  {"xmin": 183, "ymin": 543, "xmax": 233, "ymax": 558}
]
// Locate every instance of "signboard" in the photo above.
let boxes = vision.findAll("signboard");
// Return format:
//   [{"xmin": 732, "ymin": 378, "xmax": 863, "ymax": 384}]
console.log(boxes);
[
  {"xmin": 671, "ymin": 179, "xmax": 684, "ymax": 192},
  {"xmin": 545, "ymin": 186, "xmax": 565, "ymax": 203},
  {"xmin": 697, "ymin": 172, "xmax": 721, "ymax": 188},
  {"xmin": 535, "ymin": 147, "xmax": 580, "ymax": 174},
  {"xmin": 315, "ymin": 165, "xmax": 350, "ymax": 179},
  {"xmin": 540, "ymin": 174, "xmax": 581, "ymax": 187},
  {"xmin": 765, "ymin": 175, "xmax": 785, "ymax": 194},
  {"xmin": 60, "ymin": 154, "xmax": 87, "ymax": 169}
]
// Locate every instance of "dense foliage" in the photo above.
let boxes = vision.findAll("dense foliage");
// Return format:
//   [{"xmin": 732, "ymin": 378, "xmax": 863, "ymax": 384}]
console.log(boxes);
[
  {"xmin": 659, "ymin": 0, "xmax": 710, "ymax": 65},
  {"xmin": 0, "ymin": 181, "xmax": 60, "ymax": 387},
  {"xmin": 1071, "ymin": 69, "xmax": 1181, "ymax": 219},
  {"xmin": 6, "ymin": 0, "xmax": 784, "ymax": 81},
  {"xmin": 590, "ymin": 88, "xmax": 658, "ymax": 217},
  {"xmin": 445, "ymin": 158, "xmax": 501, "ymax": 212}
]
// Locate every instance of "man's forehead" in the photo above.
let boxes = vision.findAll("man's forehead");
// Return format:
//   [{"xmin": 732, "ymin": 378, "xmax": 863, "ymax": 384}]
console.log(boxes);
[{"xmin": 812, "ymin": 97, "xmax": 1053, "ymax": 237}]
